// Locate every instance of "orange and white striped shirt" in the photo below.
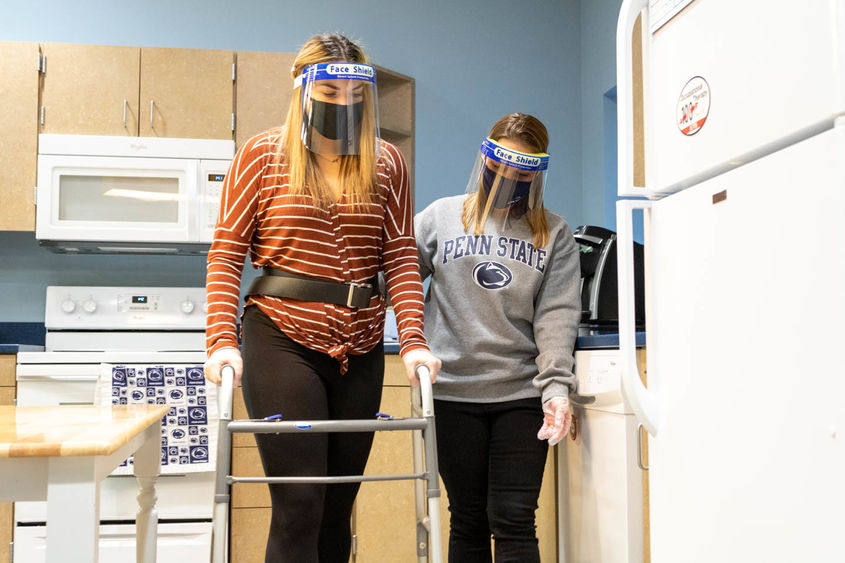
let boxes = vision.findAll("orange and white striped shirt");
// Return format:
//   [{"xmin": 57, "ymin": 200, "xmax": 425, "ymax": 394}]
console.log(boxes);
[{"xmin": 205, "ymin": 130, "xmax": 428, "ymax": 372}]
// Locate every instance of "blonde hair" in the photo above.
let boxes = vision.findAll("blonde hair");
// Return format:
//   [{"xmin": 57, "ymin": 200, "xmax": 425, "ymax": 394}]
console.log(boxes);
[
  {"xmin": 462, "ymin": 113, "xmax": 551, "ymax": 249},
  {"xmin": 279, "ymin": 33, "xmax": 378, "ymax": 209}
]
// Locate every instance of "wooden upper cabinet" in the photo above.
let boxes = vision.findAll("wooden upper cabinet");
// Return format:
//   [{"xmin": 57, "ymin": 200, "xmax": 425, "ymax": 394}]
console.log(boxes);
[
  {"xmin": 374, "ymin": 66, "xmax": 415, "ymax": 197},
  {"xmin": 39, "ymin": 44, "xmax": 234, "ymax": 140},
  {"xmin": 40, "ymin": 43, "xmax": 140, "ymax": 136},
  {"xmin": 140, "ymin": 47, "xmax": 234, "ymax": 139},
  {"xmin": 0, "ymin": 41, "xmax": 39, "ymax": 231},
  {"xmin": 234, "ymin": 51, "xmax": 296, "ymax": 148}
]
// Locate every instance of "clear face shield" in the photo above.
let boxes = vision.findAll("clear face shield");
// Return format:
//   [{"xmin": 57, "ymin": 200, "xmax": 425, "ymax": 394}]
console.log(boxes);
[
  {"xmin": 294, "ymin": 62, "xmax": 380, "ymax": 156},
  {"xmin": 466, "ymin": 137, "xmax": 549, "ymax": 230}
]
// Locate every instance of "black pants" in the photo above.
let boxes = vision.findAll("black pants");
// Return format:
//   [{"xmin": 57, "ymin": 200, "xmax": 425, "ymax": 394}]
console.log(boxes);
[
  {"xmin": 434, "ymin": 398, "xmax": 549, "ymax": 563},
  {"xmin": 241, "ymin": 306, "xmax": 385, "ymax": 563}
]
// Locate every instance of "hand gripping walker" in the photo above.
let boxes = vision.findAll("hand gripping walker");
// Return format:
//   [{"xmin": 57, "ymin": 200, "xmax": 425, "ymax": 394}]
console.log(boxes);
[{"xmin": 210, "ymin": 364, "xmax": 443, "ymax": 563}]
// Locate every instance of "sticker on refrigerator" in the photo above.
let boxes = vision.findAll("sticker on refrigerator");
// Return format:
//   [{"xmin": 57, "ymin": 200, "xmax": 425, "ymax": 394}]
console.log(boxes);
[{"xmin": 676, "ymin": 76, "xmax": 710, "ymax": 136}]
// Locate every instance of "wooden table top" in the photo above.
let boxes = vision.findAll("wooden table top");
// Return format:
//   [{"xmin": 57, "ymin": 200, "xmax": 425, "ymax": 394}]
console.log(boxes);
[{"xmin": 0, "ymin": 405, "xmax": 168, "ymax": 458}]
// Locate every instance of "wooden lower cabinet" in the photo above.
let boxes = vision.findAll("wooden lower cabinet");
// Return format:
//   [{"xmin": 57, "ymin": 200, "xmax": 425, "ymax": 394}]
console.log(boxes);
[
  {"xmin": 227, "ymin": 355, "xmax": 558, "ymax": 562},
  {"xmin": 230, "ymin": 507, "xmax": 271, "ymax": 563}
]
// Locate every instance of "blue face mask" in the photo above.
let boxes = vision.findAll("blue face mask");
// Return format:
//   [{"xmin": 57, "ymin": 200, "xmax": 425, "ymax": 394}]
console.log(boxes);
[{"xmin": 482, "ymin": 166, "xmax": 532, "ymax": 208}]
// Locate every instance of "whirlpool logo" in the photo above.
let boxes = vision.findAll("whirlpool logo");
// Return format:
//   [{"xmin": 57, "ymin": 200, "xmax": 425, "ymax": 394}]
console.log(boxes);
[{"xmin": 472, "ymin": 261, "xmax": 513, "ymax": 290}]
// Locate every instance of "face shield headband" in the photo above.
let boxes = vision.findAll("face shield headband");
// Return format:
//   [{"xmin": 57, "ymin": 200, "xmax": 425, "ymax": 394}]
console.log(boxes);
[
  {"xmin": 477, "ymin": 137, "xmax": 549, "ymax": 210},
  {"xmin": 294, "ymin": 62, "xmax": 379, "ymax": 156}
]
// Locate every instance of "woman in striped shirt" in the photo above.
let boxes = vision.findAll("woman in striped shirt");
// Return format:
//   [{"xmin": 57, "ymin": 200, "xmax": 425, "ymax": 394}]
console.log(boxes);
[{"xmin": 203, "ymin": 33, "xmax": 440, "ymax": 562}]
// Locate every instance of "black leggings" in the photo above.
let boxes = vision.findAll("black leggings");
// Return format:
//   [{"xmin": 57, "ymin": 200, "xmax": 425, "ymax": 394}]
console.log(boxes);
[
  {"xmin": 434, "ymin": 397, "xmax": 548, "ymax": 563},
  {"xmin": 240, "ymin": 306, "xmax": 385, "ymax": 563}
]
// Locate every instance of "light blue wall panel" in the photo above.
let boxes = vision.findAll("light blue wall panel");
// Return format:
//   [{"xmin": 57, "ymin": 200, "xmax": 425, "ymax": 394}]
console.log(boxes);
[
  {"xmin": 0, "ymin": 0, "xmax": 583, "ymax": 321},
  {"xmin": 579, "ymin": 0, "xmax": 623, "ymax": 229}
]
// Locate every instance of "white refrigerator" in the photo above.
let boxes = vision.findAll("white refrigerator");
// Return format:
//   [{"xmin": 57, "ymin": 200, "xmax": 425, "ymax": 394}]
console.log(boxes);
[{"xmin": 615, "ymin": 1, "xmax": 845, "ymax": 562}]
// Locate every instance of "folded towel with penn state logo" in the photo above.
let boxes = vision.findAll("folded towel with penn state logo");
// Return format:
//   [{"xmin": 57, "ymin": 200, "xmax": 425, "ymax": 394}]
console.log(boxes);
[{"xmin": 94, "ymin": 364, "xmax": 218, "ymax": 475}]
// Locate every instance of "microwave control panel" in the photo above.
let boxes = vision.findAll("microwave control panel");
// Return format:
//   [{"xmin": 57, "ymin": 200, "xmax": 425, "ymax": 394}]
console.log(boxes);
[{"xmin": 199, "ymin": 160, "xmax": 230, "ymax": 243}]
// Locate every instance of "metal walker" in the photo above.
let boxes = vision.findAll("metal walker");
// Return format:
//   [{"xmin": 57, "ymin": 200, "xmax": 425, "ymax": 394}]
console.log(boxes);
[{"xmin": 210, "ymin": 364, "xmax": 443, "ymax": 562}]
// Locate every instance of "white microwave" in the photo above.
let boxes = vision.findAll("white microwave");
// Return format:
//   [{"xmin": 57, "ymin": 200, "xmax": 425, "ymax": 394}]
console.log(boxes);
[{"xmin": 36, "ymin": 134, "xmax": 234, "ymax": 255}]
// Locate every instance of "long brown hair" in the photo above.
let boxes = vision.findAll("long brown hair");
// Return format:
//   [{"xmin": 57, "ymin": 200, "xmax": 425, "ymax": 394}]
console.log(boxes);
[
  {"xmin": 462, "ymin": 113, "xmax": 551, "ymax": 248},
  {"xmin": 279, "ymin": 33, "xmax": 378, "ymax": 209}
]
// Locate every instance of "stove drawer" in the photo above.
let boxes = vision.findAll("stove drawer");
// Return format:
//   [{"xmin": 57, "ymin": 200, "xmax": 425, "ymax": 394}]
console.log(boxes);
[
  {"xmin": 16, "ymin": 375, "xmax": 97, "ymax": 406},
  {"xmin": 15, "ymin": 471, "xmax": 215, "ymax": 522},
  {"xmin": 14, "ymin": 521, "xmax": 212, "ymax": 563}
]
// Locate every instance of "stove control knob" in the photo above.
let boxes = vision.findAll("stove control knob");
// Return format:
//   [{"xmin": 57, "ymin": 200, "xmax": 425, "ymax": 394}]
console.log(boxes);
[
  {"xmin": 61, "ymin": 299, "xmax": 76, "ymax": 314},
  {"xmin": 83, "ymin": 300, "xmax": 97, "ymax": 314},
  {"xmin": 180, "ymin": 300, "xmax": 195, "ymax": 314}
]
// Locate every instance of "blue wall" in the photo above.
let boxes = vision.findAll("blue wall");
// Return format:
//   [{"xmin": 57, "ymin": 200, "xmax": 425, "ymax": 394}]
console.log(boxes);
[
  {"xmin": 0, "ymin": 0, "xmax": 627, "ymax": 322},
  {"xmin": 579, "ymin": 0, "xmax": 624, "ymax": 229}
]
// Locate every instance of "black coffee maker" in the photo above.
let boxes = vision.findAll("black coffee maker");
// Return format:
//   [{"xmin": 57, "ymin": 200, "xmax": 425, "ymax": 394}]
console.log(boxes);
[{"xmin": 573, "ymin": 225, "xmax": 645, "ymax": 328}]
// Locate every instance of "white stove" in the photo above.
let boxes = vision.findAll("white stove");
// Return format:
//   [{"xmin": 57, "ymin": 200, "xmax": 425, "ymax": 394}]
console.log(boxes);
[{"xmin": 15, "ymin": 286, "xmax": 216, "ymax": 562}]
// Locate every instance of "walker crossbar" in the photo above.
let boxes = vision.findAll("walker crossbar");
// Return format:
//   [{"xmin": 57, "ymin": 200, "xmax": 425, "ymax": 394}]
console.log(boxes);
[
  {"xmin": 227, "ymin": 417, "xmax": 428, "ymax": 433},
  {"xmin": 210, "ymin": 364, "xmax": 443, "ymax": 563},
  {"xmin": 229, "ymin": 472, "xmax": 426, "ymax": 484}
]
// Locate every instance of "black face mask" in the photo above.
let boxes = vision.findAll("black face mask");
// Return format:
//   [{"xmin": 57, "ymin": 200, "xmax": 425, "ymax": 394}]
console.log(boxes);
[
  {"xmin": 307, "ymin": 99, "xmax": 364, "ymax": 142},
  {"xmin": 482, "ymin": 166, "xmax": 533, "ymax": 208}
]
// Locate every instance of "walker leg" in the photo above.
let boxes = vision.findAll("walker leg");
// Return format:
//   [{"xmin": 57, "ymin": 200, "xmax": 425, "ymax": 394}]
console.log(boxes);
[{"xmin": 211, "ymin": 367, "xmax": 235, "ymax": 563}]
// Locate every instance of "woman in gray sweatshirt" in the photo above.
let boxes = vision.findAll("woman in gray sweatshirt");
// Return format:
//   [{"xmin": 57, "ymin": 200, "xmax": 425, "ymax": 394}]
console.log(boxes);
[{"xmin": 415, "ymin": 113, "xmax": 580, "ymax": 562}]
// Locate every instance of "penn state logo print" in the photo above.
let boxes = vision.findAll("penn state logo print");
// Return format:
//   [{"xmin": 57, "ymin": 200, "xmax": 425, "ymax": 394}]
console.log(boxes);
[{"xmin": 472, "ymin": 261, "xmax": 513, "ymax": 290}]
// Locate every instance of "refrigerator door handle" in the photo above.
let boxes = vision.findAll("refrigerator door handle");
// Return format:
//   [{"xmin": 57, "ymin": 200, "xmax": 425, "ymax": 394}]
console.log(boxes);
[
  {"xmin": 617, "ymin": 199, "xmax": 659, "ymax": 435},
  {"xmin": 616, "ymin": 0, "xmax": 650, "ymax": 197},
  {"xmin": 637, "ymin": 423, "xmax": 649, "ymax": 470}
]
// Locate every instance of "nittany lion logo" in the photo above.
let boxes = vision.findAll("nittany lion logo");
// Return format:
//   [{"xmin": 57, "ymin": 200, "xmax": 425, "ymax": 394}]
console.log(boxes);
[{"xmin": 472, "ymin": 261, "xmax": 513, "ymax": 290}]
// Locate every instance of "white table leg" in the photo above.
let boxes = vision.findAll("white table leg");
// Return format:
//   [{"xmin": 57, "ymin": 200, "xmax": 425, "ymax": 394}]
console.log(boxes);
[
  {"xmin": 134, "ymin": 420, "xmax": 162, "ymax": 563},
  {"xmin": 46, "ymin": 457, "xmax": 99, "ymax": 563}
]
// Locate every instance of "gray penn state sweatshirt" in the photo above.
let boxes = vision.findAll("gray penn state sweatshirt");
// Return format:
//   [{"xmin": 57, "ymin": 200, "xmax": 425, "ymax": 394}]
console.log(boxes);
[{"xmin": 415, "ymin": 195, "xmax": 580, "ymax": 404}]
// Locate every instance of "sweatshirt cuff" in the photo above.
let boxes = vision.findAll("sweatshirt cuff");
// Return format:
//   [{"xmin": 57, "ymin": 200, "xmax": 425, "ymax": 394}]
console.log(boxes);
[{"xmin": 541, "ymin": 382, "xmax": 570, "ymax": 405}]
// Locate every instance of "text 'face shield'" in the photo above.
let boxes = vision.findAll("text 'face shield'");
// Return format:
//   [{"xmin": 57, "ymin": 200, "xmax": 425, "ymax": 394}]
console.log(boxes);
[
  {"xmin": 466, "ymin": 137, "xmax": 549, "ymax": 230},
  {"xmin": 295, "ymin": 63, "xmax": 379, "ymax": 156}
]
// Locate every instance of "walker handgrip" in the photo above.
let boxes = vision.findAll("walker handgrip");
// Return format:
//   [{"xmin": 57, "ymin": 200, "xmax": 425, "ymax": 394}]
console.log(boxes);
[
  {"xmin": 218, "ymin": 364, "xmax": 234, "ymax": 421},
  {"xmin": 415, "ymin": 365, "xmax": 435, "ymax": 418}
]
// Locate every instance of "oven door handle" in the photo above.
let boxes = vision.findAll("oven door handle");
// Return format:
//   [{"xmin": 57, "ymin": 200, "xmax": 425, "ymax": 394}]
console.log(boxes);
[
  {"xmin": 16, "ymin": 374, "xmax": 99, "ymax": 382},
  {"xmin": 16, "ymin": 364, "xmax": 102, "ymax": 379}
]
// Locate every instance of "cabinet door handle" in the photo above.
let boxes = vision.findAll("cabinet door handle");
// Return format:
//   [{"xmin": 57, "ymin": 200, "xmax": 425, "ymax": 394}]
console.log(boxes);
[
  {"xmin": 40, "ymin": 105, "xmax": 45, "ymax": 126},
  {"xmin": 150, "ymin": 99, "xmax": 155, "ymax": 129},
  {"xmin": 123, "ymin": 99, "xmax": 128, "ymax": 128}
]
